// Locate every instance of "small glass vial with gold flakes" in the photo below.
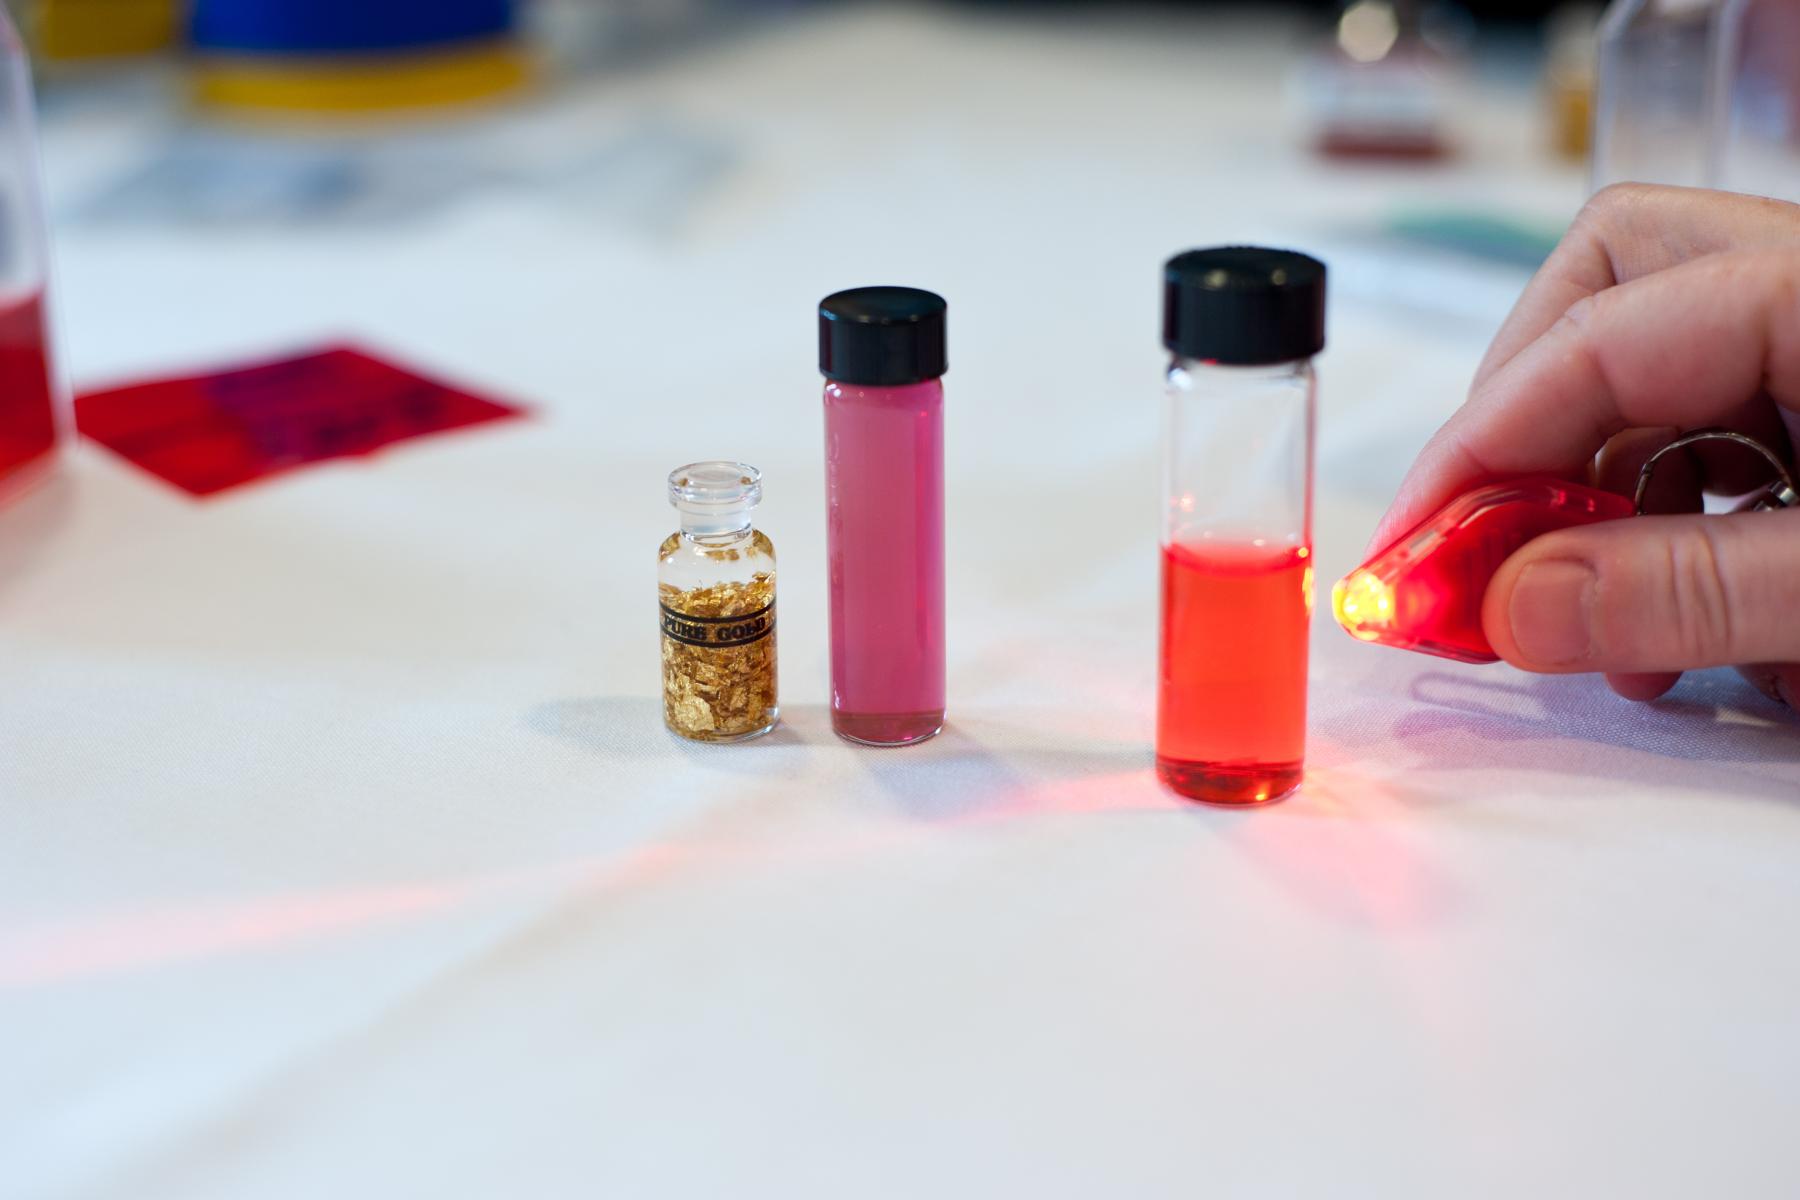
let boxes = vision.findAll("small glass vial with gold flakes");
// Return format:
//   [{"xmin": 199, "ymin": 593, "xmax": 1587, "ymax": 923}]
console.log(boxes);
[{"xmin": 659, "ymin": 461, "xmax": 778, "ymax": 742}]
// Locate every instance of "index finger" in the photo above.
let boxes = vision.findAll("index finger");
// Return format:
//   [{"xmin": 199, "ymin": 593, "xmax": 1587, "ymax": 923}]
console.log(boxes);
[
  {"xmin": 1473, "ymin": 184, "xmax": 1800, "ymax": 392},
  {"xmin": 1373, "ymin": 246, "xmax": 1800, "ymax": 549}
]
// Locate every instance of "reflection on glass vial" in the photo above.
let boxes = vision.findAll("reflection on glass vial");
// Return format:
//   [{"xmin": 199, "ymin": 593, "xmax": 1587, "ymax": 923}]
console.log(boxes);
[{"xmin": 659, "ymin": 461, "xmax": 778, "ymax": 743}]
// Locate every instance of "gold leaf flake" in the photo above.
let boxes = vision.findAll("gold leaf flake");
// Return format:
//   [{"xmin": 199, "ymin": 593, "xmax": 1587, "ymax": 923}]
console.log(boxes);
[{"xmin": 661, "ymin": 572, "xmax": 777, "ymax": 741}]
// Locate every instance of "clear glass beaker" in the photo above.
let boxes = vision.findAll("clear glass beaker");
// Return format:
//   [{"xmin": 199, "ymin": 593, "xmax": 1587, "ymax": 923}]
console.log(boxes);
[
  {"xmin": 1592, "ymin": 0, "xmax": 1724, "ymax": 190},
  {"xmin": 1714, "ymin": 0, "xmax": 1800, "ymax": 200}
]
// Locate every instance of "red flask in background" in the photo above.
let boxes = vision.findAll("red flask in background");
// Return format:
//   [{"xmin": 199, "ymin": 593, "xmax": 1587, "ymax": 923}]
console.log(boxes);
[
  {"xmin": 0, "ymin": 8, "xmax": 59, "ymax": 501},
  {"xmin": 0, "ymin": 291, "xmax": 55, "ymax": 491}
]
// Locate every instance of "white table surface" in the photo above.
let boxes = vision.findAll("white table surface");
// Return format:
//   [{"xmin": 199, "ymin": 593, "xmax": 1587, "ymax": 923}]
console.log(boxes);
[{"xmin": 5, "ymin": 7, "xmax": 1799, "ymax": 1197}]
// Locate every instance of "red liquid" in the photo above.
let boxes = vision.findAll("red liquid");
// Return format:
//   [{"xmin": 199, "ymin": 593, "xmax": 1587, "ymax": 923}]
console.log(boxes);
[
  {"xmin": 0, "ymin": 292, "xmax": 55, "ymax": 491},
  {"xmin": 1157, "ymin": 541, "xmax": 1311, "ymax": 806}
]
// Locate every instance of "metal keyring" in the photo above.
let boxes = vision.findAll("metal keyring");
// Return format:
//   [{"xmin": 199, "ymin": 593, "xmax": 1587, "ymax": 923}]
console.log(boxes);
[{"xmin": 1632, "ymin": 428, "xmax": 1800, "ymax": 514}]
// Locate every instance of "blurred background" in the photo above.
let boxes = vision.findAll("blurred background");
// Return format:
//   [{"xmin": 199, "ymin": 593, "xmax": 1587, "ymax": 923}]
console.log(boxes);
[{"xmin": 0, "ymin": 0, "xmax": 1797, "ymax": 502}]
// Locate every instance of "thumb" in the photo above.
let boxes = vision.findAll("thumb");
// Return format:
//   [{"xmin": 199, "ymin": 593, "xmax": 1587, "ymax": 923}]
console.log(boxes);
[{"xmin": 1483, "ymin": 508, "xmax": 1800, "ymax": 674}]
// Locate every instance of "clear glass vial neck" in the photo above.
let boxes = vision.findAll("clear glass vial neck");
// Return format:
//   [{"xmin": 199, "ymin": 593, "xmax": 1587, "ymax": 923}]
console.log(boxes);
[
  {"xmin": 1163, "ymin": 354, "xmax": 1316, "ymax": 550},
  {"xmin": 1166, "ymin": 355, "xmax": 1314, "ymax": 386},
  {"xmin": 669, "ymin": 460, "xmax": 761, "ymax": 543}
]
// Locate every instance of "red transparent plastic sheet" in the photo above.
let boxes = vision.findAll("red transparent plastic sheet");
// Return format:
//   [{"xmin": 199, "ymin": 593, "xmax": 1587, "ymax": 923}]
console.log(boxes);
[
  {"xmin": 75, "ymin": 344, "xmax": 525, "ymax": 497},
  {"xmin": 1333, "ymin": 477, "xmax": 1635, "ymax": 663}
]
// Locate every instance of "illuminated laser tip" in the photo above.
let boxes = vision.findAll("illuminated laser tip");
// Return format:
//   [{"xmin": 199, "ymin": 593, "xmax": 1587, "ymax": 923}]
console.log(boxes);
[{"xmin": 1332, "ymin": 570, "xmax": 1394, "ymax": 641}]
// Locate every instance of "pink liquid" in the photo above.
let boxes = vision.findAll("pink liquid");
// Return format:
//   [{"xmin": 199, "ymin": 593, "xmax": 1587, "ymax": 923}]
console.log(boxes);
[
  {"xmin": 0, "ymin": 291, "xmax": 55, "ymax": 493},
  {"xmin": 825, "ymin": 379, "xmax": 945, "ymax": 745}
]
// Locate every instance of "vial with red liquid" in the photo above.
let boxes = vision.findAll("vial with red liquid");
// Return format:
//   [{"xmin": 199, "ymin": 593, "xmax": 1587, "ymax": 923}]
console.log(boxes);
[
  {"xmin": 820, "ymin": 287, "xmax": 947, "ymax": 747},
  {"xmin": 1157, "ymin": 247, "xmax": 1325, "ymax": 806},
  {"xmin": 0, "ymin": 6, "xmax": 58, "ymax": 502}
]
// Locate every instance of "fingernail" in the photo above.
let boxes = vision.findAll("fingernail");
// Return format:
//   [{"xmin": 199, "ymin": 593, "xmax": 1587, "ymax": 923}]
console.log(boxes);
[{"xmin": 1508, "ymin": 559, "xmax": 1597, "ymax": 666}]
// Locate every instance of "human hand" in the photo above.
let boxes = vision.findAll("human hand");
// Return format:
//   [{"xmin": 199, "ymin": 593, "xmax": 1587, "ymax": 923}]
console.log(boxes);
[{"xmin": 1370, "ymin": 184, "xmax": 1800, "ymax": 707}]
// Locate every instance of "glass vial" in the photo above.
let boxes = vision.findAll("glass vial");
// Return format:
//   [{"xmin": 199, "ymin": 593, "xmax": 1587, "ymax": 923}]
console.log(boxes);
[
  {"xmin": 1713, "ymin": 0, "xmax": 1800, "ymax": 202},
  {"xmin": 659, "ymin": 461, "xmax": 779, "ymax": 743},
  {"xmin": 0, "ymin": 7, "xmax": 59, "ymax": 505},
  {"xmin": 819, "ymin": 287, "xmax": 948, "ymax": 747},
  {"xmin": 1298, "ymin": 1, "xmax": 1460, "ymax": 160},
  {"xmin": 1157, "ymin": 248, "xmax": 1324, "ymax": 806},
  {"xmin": 1591, "ymin": 0, "xmax": 1725, "ymax": 191},
  {"xmin": 1545, "ymin": 4, "xmax": 1603, "ymax": 161}
]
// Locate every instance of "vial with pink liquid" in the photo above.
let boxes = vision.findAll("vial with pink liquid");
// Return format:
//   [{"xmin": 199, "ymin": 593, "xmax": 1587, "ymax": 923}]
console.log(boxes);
[{"xmin": 819, "ymin": 287, "xmax": 947, "ymax": 747}]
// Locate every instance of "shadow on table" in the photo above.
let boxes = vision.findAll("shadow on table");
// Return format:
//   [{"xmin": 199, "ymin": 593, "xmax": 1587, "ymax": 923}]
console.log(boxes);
[
  {"xmin": 1363, "ymin": 670, "xmax": 1800, "ymax": 802},
  {"xmin": 527, "ymin": 694, "xmax": 817, "ymax": 770},
  {"xmin": 854, "ymin": 719, "xmax": 1161, "ymax": 825},
  {"xmin": 527, "ymin": 696, "xmax": 1162, "ymax": 823},
  {"xmin": 0, "ymin": 470, "xmax": 73, "ymax": 600}
]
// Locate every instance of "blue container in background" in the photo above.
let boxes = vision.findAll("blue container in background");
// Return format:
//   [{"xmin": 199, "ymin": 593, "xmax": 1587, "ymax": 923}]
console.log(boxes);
[
  {"xmin": 188, "ymin": 0, "xmax": 529, "ymax": 114},
  {"xmin": 190, "ymin": 0, "xmax": 515, "ymax": 55}
]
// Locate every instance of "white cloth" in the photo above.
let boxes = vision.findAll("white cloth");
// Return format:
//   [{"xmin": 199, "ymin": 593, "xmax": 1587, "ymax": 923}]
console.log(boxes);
[{"xmin": 4, "ymin": 8, "xmax": 1797, "ymax": 1198}]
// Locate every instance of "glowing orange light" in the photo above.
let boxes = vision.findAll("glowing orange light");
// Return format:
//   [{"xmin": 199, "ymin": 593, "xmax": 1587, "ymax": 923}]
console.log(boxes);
[{"xmin": 1332, "ymin": 569, "xmax": 1393, "ymax": 642}]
